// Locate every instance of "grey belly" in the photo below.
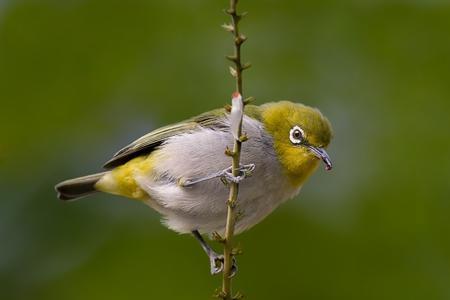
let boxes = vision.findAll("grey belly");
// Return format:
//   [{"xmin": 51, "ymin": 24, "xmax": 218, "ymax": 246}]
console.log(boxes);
[{"xmin": 137, "ymin": 118, "xmax": 296, "ymax": 234}]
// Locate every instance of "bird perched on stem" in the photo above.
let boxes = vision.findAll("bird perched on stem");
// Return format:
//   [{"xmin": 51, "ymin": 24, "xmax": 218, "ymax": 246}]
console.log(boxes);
[{"xmin": 55, "ymin": 100, "xmax": 333, "ymax": 275}]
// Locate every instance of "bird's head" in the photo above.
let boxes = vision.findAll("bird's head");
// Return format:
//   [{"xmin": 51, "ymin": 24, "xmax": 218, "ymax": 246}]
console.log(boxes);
[{"xmin": 261, "ymin": 101, "xmax": 333, "ymax": 187}]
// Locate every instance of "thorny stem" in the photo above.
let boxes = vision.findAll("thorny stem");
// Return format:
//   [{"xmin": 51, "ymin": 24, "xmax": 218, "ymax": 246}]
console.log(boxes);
[{"xmin": 221, "ymin": 0, "xmax": 250, "ymax": 299}]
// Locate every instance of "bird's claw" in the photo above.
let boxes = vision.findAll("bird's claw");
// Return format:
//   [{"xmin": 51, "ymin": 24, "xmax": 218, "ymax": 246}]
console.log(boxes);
[
  {"xmin": 221, "ymin": 164, "xmax": 255, "ymax": 184},
  {"xmin": 179, "ymin": 164, "xmax": 255, "ymax": 187},
  {"xmin": 230, "ymin": 257, "xmax": 238, "ymax": 278},
  {"xmin": 209, "ymin": 253, "xmax": 238, "ymax": 277},
  {"xmin": 210, "ymin": 254, "xmax": 224, "ymax": 275}
]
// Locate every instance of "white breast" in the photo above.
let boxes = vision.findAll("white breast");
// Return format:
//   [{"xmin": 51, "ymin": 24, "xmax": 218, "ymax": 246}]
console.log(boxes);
[{"xmin": 135, "ymin": 116, "xmax": 301, "ymax": 235}]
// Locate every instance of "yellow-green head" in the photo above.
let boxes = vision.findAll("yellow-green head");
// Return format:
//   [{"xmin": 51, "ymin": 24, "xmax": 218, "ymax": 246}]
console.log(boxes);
[{"xmin": 260, "ymin": 101, "xmax": 333, "ymax": 187}]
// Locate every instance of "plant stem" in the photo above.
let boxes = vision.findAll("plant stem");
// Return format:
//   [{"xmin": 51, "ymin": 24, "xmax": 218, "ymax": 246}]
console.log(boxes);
[{"xmin": 222, "ymin": 0, "xmax": 248, "ymax": 299}]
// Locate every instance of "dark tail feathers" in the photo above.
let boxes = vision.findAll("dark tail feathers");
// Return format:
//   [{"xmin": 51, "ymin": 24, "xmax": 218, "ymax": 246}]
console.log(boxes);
[{"xmin": 55, "ymin": 172, "xmax": 106, "ymax": 201}]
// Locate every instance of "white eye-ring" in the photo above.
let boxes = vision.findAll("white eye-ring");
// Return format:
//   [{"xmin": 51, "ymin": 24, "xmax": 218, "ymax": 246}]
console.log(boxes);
[{"xmin": 289, "ymin": 125, "xmax": 304, "ymax": 144}]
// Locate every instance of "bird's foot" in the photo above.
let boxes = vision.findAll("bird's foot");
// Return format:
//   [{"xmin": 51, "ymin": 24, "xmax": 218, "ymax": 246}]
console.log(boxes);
[
  {"xmin": 178, "ymin": 164, "xmax": 255, "ymax": 187},
  {"xmin": 220, "ymin": 163, "xmax": 255, "ymax": 185},
  {"xmin": 209, "ymin": 252, "xmax": 238, "ymax": 277}
]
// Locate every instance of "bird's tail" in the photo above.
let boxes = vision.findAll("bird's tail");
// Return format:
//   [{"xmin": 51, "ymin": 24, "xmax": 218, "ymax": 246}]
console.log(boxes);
[{"xmin": 55, "ymin": 172, "xmax": 107, "ymax": 201}]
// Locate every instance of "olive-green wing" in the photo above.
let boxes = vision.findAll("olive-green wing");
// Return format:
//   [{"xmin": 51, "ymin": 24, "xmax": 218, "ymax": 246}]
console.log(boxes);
[
  {"xmin": 102, "ymin": 105, "xmax": 262, "ymax": 169},
  {"xmin": 102, "ymin": 108, "xmax": 228, "ymax": 169}
]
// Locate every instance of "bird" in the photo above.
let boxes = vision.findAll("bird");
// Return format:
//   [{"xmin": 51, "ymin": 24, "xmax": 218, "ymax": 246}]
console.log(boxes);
[{"xmin": 55, "ymin": 100, "xmax": 333, "ymax": 275}]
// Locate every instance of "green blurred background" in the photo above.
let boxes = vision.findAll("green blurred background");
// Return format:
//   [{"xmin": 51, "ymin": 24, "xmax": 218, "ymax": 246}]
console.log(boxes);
[{"xmin": 1, "ymin": 0, "xmax": 449, "ymax": 299}]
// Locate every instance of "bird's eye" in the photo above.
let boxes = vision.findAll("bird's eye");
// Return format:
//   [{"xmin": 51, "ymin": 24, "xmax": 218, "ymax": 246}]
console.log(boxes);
[{"xmin": 289, "ymin": 125, "xmax": 304, "ymax": 145}]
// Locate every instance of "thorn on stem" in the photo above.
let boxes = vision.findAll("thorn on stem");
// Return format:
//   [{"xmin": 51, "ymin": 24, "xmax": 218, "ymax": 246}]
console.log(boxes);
[
  {"xmin": 235, "ymin": 34, "xmax": 247, "ymax": 45},
  {"xmin": 242, "ymin": 62, "xmax": 251, "ymax": 70},
  {"xmin": 231, "ymin": 247, "xmax": 243, "ymax": 256},
  {"xmin": 225, "ymin": 146, "xmax": 235, "ymax": 157},
  {"xmin": 213, "ymin": 288, "xmax": 227, "ymax": 299},
  {"xmin": 221, "ymin": 23, "xmax": 235, "ymax": 32},
  {"xmin": 229, "ymin": 66, "xmax": 238, "ymax": 77},
  {"xmin": 212, "ymin": 232, "xmax": 226, "ymax": 243},
  {"xmin": 238, "ymin": 133, "xmax": 248, "ymax": 142},
  {"xmin": 235, "ymin": 37, "xmax": 242, "ymax": 45},
  {"xmin": 227, "ymin": 198, "xmax": 237, "ymax": 208},
  {"xmin": 226, "ymin": 55, "xmax": 238, "ymax": 62},
  {"xmin": 243, "ymin": 97, "xmax": 254, "ymax": 105},
  {"xmin": 225, "ymin": 8, "xmax": 235, "ymax": 15}
]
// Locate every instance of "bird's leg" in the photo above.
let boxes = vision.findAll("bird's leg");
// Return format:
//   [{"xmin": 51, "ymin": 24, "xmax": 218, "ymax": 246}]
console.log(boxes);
[
  {"xmin": 179, "ymin": 164, "xmax": 255, "ymax": 187},
  {"xmin": 192, "ymin": 230, "xmax": 238, "ymax": 276},
  {"xmin": 220, "ymin": 163, "xmax": 255, "ymax": 185},
  {"xmin": 192, "ymin": 230, "xmax": 223, "ymax": 275}
]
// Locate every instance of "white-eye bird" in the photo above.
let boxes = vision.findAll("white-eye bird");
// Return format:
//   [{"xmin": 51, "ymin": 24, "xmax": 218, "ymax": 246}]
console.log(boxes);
[{"xmin": 55, "ymin": 100, "xmax": 333, "ymax": 275}]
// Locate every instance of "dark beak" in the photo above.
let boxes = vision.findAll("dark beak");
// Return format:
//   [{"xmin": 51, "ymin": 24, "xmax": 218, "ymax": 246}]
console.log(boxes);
[{"xmin": 308, "ymin": 146, "xmax": 333, "ymax": 171}]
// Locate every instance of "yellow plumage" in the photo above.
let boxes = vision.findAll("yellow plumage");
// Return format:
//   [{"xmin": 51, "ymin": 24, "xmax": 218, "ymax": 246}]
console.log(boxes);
[
  {"xmin": 55, "ymin": 100, "xmax": 333, "ymax": 237},
  {"xmin": 261, "ymin": 101, "xmax": 331, "ymax": 186},
  {"xmin": 95, "ymin": 155, "xmax": 155, "ymax": 200}
]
